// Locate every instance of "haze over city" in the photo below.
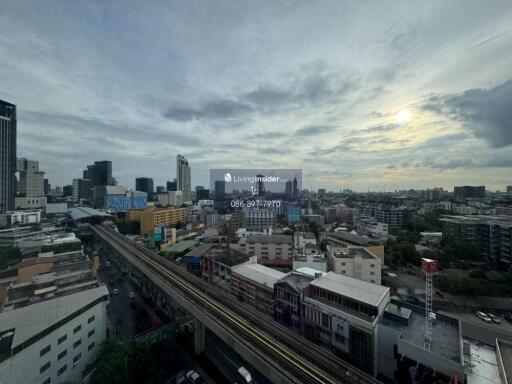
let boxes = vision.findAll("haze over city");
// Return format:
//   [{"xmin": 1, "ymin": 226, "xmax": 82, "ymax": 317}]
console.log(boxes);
[{"xmin": 1, "ymin": 1, "xmax": 511, "ymax": 191}]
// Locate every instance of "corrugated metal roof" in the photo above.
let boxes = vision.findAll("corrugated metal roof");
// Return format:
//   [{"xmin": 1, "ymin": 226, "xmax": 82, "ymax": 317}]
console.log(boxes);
[
  {"xmin": 311, "ymin": 272, "xmax": 389, "ymax": 307},
  {"xmin": 68, "ymin": 207, "xmax": 110, "ymax": 220},
  {"xmin": 232, "ymin": 263, "xmax": 285, "ymax": 288}
]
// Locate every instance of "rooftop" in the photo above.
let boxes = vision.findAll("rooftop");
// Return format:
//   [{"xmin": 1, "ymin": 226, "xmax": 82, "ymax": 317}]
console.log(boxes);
[
  {"xmin": 245, "ymin": 234, "xmax": 293, "ymax": 244},
  {"xmin": 232, "ymin": 263, "xmax": 285, "ymax": 289},
  {"xmin": 68, "ymin": 207, "xmax": 110, "ymax": 221},
  {"xmin": 185, "ymin": 243, "xmax": 214, "ymax": 258},
  {"xmin": 203, "ymin": 246, "xmax": 250, "ymax": 266},
  {"xmin": 165, "ymin": 240, "xmax": 198, "ymax": 253},
  {"xmin": 277, "ymin": 270, "xmax": 317, "ymax": 293},
  {"xmin": 311, "ymin": 271, "xmax": 389, "ymax": 307},
  {"xmin": 328, "ymin": 231, "xmax": 375, "ymax": 246},
  {"xmin": 329, "ymin": 245, "xmax": 378, "ymax": 260},
  {"xmin": 0, "ymin": 285, "xmax": 108, "ymax": 351}
]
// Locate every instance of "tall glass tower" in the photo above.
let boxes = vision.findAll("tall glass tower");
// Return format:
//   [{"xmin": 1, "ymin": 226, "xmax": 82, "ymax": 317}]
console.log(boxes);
[
  {"xmin": 0, "ymin": 100, "xmax": 16, "ymax": 212},
  {"xmin": 176, "ymin": 154, "xmax": 191, "ymax": 202}
]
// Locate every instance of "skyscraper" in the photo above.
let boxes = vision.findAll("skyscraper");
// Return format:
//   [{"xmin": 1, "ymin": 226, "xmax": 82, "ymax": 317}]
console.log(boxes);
[
  {"xmin": 177, "ymin": 155, "xmax": 191, "ymax": 202},
  {"xmin": 214, "ymin": 180, "xmax": 225, "ymax": 201},
  {"xmin": 293, "ymin": 177, "xmax": 298, "ymax": 200},
  {"xmin": 135, "ymin": 177, "xmax": 154, "ymax": 201},
  {"xmin": 167, "ymin": 178, "xmax": 177, "ymax": 191},
  {"xmin": 86, "ymin": 161, "xmax": 114, "ymax": 186},
  {"xmin": 0, "ymin": 100, "xmax": 16, "ymax": 212},
  {"xmin": 17, "ymin": 158, "xmax": 45, "ymax": 197},
  {"xmin": 285, "ymin": 180, "xmax": 293, "ymax": 200}
]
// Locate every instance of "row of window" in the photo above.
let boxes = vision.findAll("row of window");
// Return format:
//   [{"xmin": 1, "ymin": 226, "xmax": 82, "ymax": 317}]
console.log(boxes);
[
  {"xmin": 39, "ymin": 342, "xmax": 95, "ymax": 382},
  {"xmin": 41, "ymin": 316, "xmax": 96, "ymax": 357}
]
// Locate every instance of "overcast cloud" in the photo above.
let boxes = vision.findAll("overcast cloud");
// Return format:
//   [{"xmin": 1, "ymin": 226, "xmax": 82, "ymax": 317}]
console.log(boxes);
[{"xmin": 1, "ymin": 1, "xmax": 511, "ymax": 191}]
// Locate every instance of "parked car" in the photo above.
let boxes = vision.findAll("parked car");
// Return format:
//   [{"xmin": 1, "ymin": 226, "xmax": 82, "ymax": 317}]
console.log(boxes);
[
  {"xmin": 128, "ymin": 292, "xmax": 135, "ymax": 299},
  {"xmin": 504, "ymin": 313, "xmax": 512, "ymax": 324},
  {"xmin": 487, "ymin": 313, "xmax": 502, "ymax": 324},
  {"xmin": 186, "ymin": 370, "xmax": 204, "ymax": 384},
  {"xmin": 112, "ymin": 288, "xmax": 119, "ymax": 295},
  {"xmin": 475, "ymin": 311, "xmax": 492, "ymax": 323}
]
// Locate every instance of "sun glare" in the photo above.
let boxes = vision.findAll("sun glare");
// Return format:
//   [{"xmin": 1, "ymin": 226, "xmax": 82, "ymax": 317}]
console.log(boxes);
[{"xmin": 395, "ymin": 109, "xmax": 412, "ymax": 124}]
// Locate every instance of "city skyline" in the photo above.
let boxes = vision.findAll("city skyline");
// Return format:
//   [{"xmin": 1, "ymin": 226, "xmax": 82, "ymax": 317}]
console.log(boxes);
[{"xmin": 1, "ymin": 1, "xmax": 512, "ymax": 191}]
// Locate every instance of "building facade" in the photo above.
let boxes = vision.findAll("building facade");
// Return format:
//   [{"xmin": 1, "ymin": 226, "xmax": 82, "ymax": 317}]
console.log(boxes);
[
  {"xmin": 135, "ymin": 177, "xmax": 154, "ymax": 201},
  {"xmin": 177, "ymin": 154, "xmax": 191, "ymax": 202},
  {"xmin": 127, "ymin": 207, "xmax": 187, "ymax": 235},
  {"xmin": 0, "ymin": 100, "xmax": 17, "ymax": 212},
  {"xmin": 327, "ymin": 245, "xmax": 382, "ymax": 285}
]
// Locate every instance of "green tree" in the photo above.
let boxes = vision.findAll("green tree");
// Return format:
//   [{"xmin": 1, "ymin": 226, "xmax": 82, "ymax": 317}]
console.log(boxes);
[
  {"xmin": 90, "ymin": 339, "xmax": 152, "ymax": 384},
  {"xmin": 0, "ymin": 247, "xmax": 21, "ymax": 270}
]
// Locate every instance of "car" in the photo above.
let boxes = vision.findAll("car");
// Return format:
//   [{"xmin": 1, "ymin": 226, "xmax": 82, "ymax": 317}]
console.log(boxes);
[
  {"xmin": 112, "ymin": 288, "xmax": 119, "ymax": 295},
  {"xmin": 185, "ymin": 370, "xmax": 204, "ymax": 384},
  {"xmin": 504, "ymin": 313, "xmax": 512, "ymax": 324},
  {"xmin": 128, "ymin": 292, "xmax": 135, "ymax": 299},
  {"xmin": 476, "ymin": 311, "xmax": 492, "ymax": 323},
  {"xmin": 487, "ymin": 313, "xmax": 502, "ymax": 324}
]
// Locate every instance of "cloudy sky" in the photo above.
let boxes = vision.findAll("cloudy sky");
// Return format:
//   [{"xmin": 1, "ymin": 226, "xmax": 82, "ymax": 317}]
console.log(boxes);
[{"xmin": 1, "ymin": 1, "xmax": 511, "ymax": 192}]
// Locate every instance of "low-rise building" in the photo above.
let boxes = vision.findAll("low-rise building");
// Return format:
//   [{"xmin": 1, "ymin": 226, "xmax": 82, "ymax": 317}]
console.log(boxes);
[
  {"xmin": 156, "ymin": 191, "xmax": 183, "ymax": 207},
  {"xmin": 127, "ymin": 207, "xmax": 187, "ymax": 236},
  {"xmin": 240, "ymin": 234, "xmax": 293, "ymax": 268},
  {"xmin": 327, "ymin": 245, "xmax": 382, "ymax": 284},
  {"xmin": 0, "ymin": 250, "xmax": 109, "ymax": 384},
  {"xmin": 231, "ymin": 261, "xmax": 285, "ymax": 316},
  {"xmin": 201, "ymin": 246, "xmax": 249, "ymax": 291},
  {"xmin": 2, "ymin": 211, "xmax": 41, "ymax": 226},
  {"xmin": 293, "ymin": 244, "xmax": 327, "ymax": 272},
  {"xmin": 303, "ymin": 272, "xmax": 390, "ymax": 375},
  {"xmin": 327, "ymin": 231, "xmax": 385, "ymax": 265}
]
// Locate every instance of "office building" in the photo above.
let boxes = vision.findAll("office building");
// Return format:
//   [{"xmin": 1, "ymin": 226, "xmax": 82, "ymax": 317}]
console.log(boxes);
[
  {"xmin": 127, "ymin": 206, "xmax": 187, "ymax": 235},
  {"xmin": 0, "ymin": 249, "xmax": 109, "ymax": 384},
  {"xmin": 85, "ymin": 161, "xmax": 114, "ymax": 187},
  {"xmin": 454, "ymin": 185, "xmax": 485, "ymax": 200},
  {"xmin": 43, "ymin": 179, "xmax": 50, "ymax": 195},
  {"xmin": 196, "ymin": 187, "xmax": 209, "ymax": 200},
  {"xmin": 214, "ymin": 180, "xmax": 225, "ymax": 201},
  {"xmin": 62, "ymin": 185, "xmax": 73, "ymax": 197},
  {"xmin": 424, "ymin": 187, "xmax": 444, "ymax": 201},
  {"xmin": 176, "ymin": 155, "xmax": 191, "ymax": 202},
  {"xmin": 105, "ymin": 190, "xmax": 147, "ymax": 213},
  {"xmin": 166, "ymin": 179, "xmax": 177, "ymax": 192},
  {"xmin": 231, "ymin": 262, "xmax": 285, "ymax": 316},
  {"xmin": 362, "ymin": 205, "xmax": 405, "ymax": 232},
  {"xmin": 1, "ymin": 211, "xmax": 41, "ymax": 226},
  {"xmin": 327, "ymin": 245, "xmax": 382, "ymax": 284},
  {"xmin": 292, "ymin": 177, "xmax": 298, "ymax": 200},
  {"xmin": 135, "ymin": 177, "xmax": 154, "ymax": 201},
  {"xmin": 92, "ymin": 185, "xmax": 127, "ymax": 209},
  {"xmin": 17, "ymin": 158, "xmax": 45, "ymax": 197},
  {"xmin": 508, "ymin": 186, "xmax": 512, "ymax": 194},
  {"xmin": 0, "ymin": 100, "xmax": 16, "ymax": 212},
  {"xmin": 496, "ymin": 205, "xmax": 512, "ymax": 216},
  {"xmin": 318, "ymin": 188, "xmax": 326, "ymax": 195},
  {"xmin": 156, "ymin": 190, "xmax": 183, "ymax": 207},
  {"xmin": 72, "ymin": 178, "xmax": 91, "ymax": 203},
  {"xmin": 286, "ymin": 204, "xmax": 301, "ymax": 223},
  {"xmin": 292, "ymin": 245, "xmax": 327, "ymax": 272},
  {"xmin": 354, "ymin": 217, "xmax": 389, "ymax": 238},
  {"xmin": 285, "ymin": 180, "xmax": 293, "ymax": 200}
]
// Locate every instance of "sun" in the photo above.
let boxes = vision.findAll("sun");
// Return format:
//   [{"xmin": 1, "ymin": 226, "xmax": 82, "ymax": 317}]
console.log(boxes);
[{"xmin": 395, "ymin": 109, "xmax": 412, "ymax": 124}]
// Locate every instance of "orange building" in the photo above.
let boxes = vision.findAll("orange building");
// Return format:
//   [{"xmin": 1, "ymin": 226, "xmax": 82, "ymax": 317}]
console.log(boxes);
[{"xmin": 127, "ymin": 207, "xmax": 187, "ymax": 235}]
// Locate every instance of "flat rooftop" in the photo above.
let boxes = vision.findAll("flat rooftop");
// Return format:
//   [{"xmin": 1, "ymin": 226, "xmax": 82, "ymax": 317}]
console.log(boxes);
[
  {"xmin": 232, "ymin": 263, "xmax": 285, "ymax": 289},
  {"xmin": 245, "ymin": 234, "xmax": 293, "ymax": 244},
  {"xmin": 311, "ymin": 272, "xmax": 389, "ymax": 308},
  {"xmin": 203, "ymin": 246, "xmax": 249, "ymax": 266},
  {"xmin": 329, "ymin": 246, "xmax": 378, "ymax": 260},
  {"xmin": 68, "ymin": 207, "xmax": 110, "ymax": 221}
]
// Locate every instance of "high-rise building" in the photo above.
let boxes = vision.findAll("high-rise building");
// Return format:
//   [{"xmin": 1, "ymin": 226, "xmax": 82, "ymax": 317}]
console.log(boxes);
[
  {"xmin": 507, "ymin": 186, "xmax": 512, "ymax": 193},
  {"xmin": 167, "ymin": 179, "xmax": 177, "ymax": 191},
  {"xmin": 135, "ymin": 177, "xmax": 154, "ymax": 201},
  {"xmin": 293, "ymin": 177, "xmax": 298, "ymax": 200},
  {"xmin": 454, "ymin": 185, "xmax": 485, "ymax": 200},
  {"xmin": 214, "ymin": 180, "xmax": 225, "ymax": 201},
  {"xmin": 17, "ymin": 158, "xmax": 45, "ymax": 197},
  {"xmin": 85, "ymin": 161, "xmax": 114, "ymax": 187},
  {"xmin": 176, "ymin": 155, "xmax": 191, "ymax": 202},
  {"xmin": 285, "ymin": 180, "xmax": 293, "ymax": 200},
  {"xmin": 63, "ymin": 184, "xmax": 73, "ymax": 197},
  {"xmin": 73, "ymin": 178, "xmax": 91, "ymax": 203},
  {"xmin": 256, "ymin": 174, "xmax": 265, "ymax": 196},
  {"xmin": 197, "ymin": 188, "xmax": 210, "ymax": 200},
  {"xmin": 156, "ymin": 185, "xmax": 166, "ymax": 193},
  {"xmin": 0, "ymin": 100, "xmax": 16, "ymax": 212}
]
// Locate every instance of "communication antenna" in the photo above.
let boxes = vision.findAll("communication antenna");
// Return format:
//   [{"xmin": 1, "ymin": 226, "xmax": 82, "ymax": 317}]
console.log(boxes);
[{"xmin": 421, "ymin": 258, "xmax": 439, "ymax": 350}]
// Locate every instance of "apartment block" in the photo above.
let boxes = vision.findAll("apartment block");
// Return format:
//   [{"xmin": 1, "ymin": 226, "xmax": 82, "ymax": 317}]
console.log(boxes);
[
  {"xmin": 127, "ymin": 207, "xmax": 187, "ymax": 236},
  {"xmin": 327, "ymin": 245, "xmax": 382, "ymax": 285}
]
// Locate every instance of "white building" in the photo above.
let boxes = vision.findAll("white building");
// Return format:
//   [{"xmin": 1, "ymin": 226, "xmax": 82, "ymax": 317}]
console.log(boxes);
[
  {"xmin": 243, "ymin": 208, "xmax": 275, "ymax": 231},
  {"xmin": 239, "ymin": 234, "xmax": 293, "ymax": 267},
  {"xmin": 176, "ymin": 154, "xmax": 191, "ymax": 202},
  {"xmin": 354, "ymin": 218, "xmax": 388, "ymax": 238},
  {"xmin": 156, "ymin": 190, "xmax": 183, "ymax": 207},
  {"xmin": 327, "ymin": 245, "xmax": 382, "ymax": 285},
  {"xmin": 4, "ymin": 210, "xmax": 41, "ymax": 225},
  {"xmin": 294, "ymin": 231, "xmax": 317, "ymax": 251},
  {"xmin": 293, "ymin": 244, "xmax": 327, "ymax": 272}
]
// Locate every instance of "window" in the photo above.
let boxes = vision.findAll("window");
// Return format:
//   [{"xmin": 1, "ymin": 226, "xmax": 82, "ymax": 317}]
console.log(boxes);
[
  {"xmin": 41, "ymin": 378, "xmax": 51, "ymax": 384},
  {"xmin": 40, "ymin": 345, "xmax": 51, "ymax": 357},
  {"xmin": 88, "ymin": 342, "xmax": 95, "ymax": 351},
  {"xmin": 341, "ymin": 262, "xmax": 346, "ymax": 266},
  {"xmin": 88, "ymin": 329, "xmax": 95, "ymax": 338},
  {"xmin": 58, "ymin": 334, "xmax": 67, "ymax": 344},
  {"xmin": 73, "ymin": 339, "xmax": 82, "ymax": 349},
  {"xmin": 73, "ymin": 353, "xmax": 82, "ymax": 365},
  {"xmin": 73, "ymin": 325, "xmax": 82, "ymax": 334},
  {"xmin": 370, "ymin": 271, "xmax": 375, "ymax": 276},
  {"xmin": 87, "ymin": 315, "xmax": 95, "ymax": 324},
  {"xmin": 370, "ymin": 264, "xmax": 375, "ymax": 268},
  {"xmin": 57, "ymin": 364, "xmax": 67, "ymax": 376},
  {"xmin": 40, "ymin": 361, "xmax": 51, "ymax": 374},
  {"xmin": 58, "ymin": 349, "xmax": 67, "ymax": 360}
]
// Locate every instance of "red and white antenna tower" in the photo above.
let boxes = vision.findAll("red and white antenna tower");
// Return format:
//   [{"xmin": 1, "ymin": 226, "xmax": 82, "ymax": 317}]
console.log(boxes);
[{"xmin": 421, "ymin": 258, "xmax": 439, "ymax": 350}]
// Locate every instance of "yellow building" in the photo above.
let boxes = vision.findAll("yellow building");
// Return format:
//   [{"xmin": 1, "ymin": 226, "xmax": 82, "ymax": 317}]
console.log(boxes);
[{"xmin": 127, "ymin": 207, "xmax": 186, "ymax": 235}]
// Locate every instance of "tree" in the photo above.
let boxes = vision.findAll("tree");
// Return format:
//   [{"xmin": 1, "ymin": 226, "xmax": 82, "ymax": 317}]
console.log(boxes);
[
  {"xmin": 90, "ymin": 339, "xmax": 152, "ymax": 384},
  {"xmin": 0, "ymin": 247, "xmax": 21, "ymax": 270}
]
